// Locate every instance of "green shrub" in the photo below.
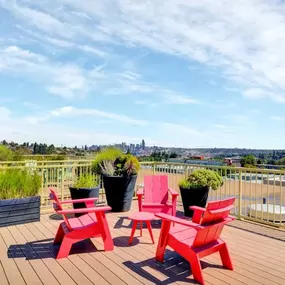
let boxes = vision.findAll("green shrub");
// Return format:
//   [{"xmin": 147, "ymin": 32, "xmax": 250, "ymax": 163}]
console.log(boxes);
[
  {"xmin": 92, "ymin": 148, "xmax": 123, "ymax": 174},
  {"xmin": 0, "ymin": 145, "xmax": 16, "ymax": 161},
  {"xmin": 0, "ymin": 169, "xmax": 41, "ymax": 199},
  {"xmin": 179, "ymin": 169, "xmax": 223, "ymax": 190},
  {"xmin": 73, "ymin": 173, "xmax": 100, "ymax": 188},
  {"xmin": 92, "ymin": 148, "xmax": 140, "ymax": 176}
]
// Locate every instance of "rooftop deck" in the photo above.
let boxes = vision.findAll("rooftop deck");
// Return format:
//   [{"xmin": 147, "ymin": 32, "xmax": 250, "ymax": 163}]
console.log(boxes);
[{"xmin": 1, "ymin": 204, "xmax": 285, "ymax": 285}]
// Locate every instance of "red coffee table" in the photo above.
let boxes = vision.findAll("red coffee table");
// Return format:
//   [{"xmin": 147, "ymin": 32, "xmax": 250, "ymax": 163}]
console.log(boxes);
[{"xmin": 128, "ymin": 212, "xmax": 156, "ymax": 245}]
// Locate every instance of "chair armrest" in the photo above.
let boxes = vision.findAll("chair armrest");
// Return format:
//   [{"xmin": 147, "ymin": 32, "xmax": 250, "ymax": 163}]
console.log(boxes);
[
  {"xmin": 190, "ymin": 206, "xmax": 206, "ymax": 212},
  {"xmin": 61, "ymin": 197, "xmax": 98, "ymax": 204},
  {"xmin": 155, "ymin": 213, "xmax": 202, "ymax": 229},
  {"xmin": 57, "ymin": 206, "xmax": 111, "ymax": 215},
  {"xmin": 136, "ymin": 188, "xmax": 144, "ymax": 196},
  {"xmin": 168, "ymin": 188, "xmax": 179, "ymax": 196},
  {"xmin": 189, "ymin": 206, "xmax": 206, "ymax": 224},
  {"xmin": 208, "ymin": 205, "xmax": 234, "ymax": 214}
]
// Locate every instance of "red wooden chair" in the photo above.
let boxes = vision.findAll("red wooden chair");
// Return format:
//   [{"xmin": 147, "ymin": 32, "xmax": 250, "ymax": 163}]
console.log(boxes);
[
  {"xmin": 155, "ymin": 198, "xmax": 235, "ymax": 285},
  {"xmin": 137, "ymin": 175, "xmax": 178, "ymax": 216},
  {"xmin": 49, "ymin": 188, "xmax": 114, "ymax": 259},
  {"xmin": 191, "ymin": 197, "xmax": 236, "ymax": 224}
]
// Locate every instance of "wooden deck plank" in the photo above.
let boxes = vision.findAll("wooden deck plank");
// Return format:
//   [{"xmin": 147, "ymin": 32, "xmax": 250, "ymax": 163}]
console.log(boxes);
[
  {"xmin": 9, "ymin": 225, "xmax": 59, "ymax": 285},
  {"xmin": 41, "ymin": 215, "xmax": 158, "ymax": 285},
  {"xmin": 33, "ymin": 221, "xmax": 110, "ymax": 285},
  {"xmin": 1, "ymin": 206, "xmax": 285, "ymax": 285},
  {"xmin": 29, "ymin": 221, "xmax": 97, "ymax": 285},
  {"xmin": 0, "ymin": 226, "xmax": 43, "ymax": 285},
  {"xmin": 0, "ymin": 233, "xmax": 26, "ymax": 285},
  {"xmin": 24, "ymin": 222, "xmax": 77, "ymax": 285},
  {"xmin": 0, "ymin": 260, "xmax": 9, "ymax": 285},
  {"xmin": 106, "ymin": 211, "xmax": 284, "ymax": 285}
]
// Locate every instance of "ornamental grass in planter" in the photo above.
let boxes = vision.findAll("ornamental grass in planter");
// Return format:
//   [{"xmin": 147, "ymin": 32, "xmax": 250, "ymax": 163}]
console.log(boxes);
[
  {"xmin": 179, "ymin": 169, "xmax": 223, "ymax": 217},
  {"xmin": 92, "ymin": 148, "xmax": 140, "ymax": 212},
  {"xmin": 0, "ymin": 169, "xmax": 41, "ymax": 227},
  {"xmin": 69, "ymin": 173, "xmax": 100, "ymax": 217}
]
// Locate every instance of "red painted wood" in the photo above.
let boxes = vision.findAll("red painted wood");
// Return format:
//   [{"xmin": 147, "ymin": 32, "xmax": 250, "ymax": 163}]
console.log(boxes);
[
  {"xmin": 128, "ymin": 211, "xmax": 156, "ymax": 244},
  {"xmin": 155, "ymin": 198, "xmax": 236, "ymax": 285},
  {"xmin": 137, "ymin": 175, "xmax": 178, "ymax": 216},
  {"xmin": 49, "ymin": 188, "xmax": 114, "ymax": 258},
  {"xmin": 191, "ymin": 197, "xmax": 235, "ymax": 225}
]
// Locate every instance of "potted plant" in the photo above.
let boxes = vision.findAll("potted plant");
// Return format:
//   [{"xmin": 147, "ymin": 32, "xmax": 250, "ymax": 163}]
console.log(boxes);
[
  {"xmin": 0, "ymin": 169, "xmax": 41, "ymax": 227},
  {"xmin": 179, "ymin": 169, "xmax": 223, "ymax": 217},
  {"xmin": 92, "ymin": 148, "xmax": 140, "ymax": 212},
  {"xmin": 69, "ymin": 173, "xmax": 100, "ymax": 217}
]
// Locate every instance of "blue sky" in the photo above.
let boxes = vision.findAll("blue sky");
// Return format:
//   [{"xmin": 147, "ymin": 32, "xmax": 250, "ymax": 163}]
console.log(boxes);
[{"xmin": 0, "ymin": 0, "xmax": 285, "ymax": 148}]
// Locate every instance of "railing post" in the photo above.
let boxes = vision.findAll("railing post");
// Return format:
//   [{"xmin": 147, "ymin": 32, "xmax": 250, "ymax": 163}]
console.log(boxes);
[
  {"xmin": 61, "ymin": 166, "xmax": 64, "ymax": 201},
  {"xmin": 238, "ymin": 169, "xmax": 243, "ymax": 219}
]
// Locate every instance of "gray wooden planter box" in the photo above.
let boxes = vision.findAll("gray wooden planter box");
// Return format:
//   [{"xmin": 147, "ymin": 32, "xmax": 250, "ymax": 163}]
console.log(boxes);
[{"xmin": 0, "ymin": 196, "xmax": 40, "ymax": 227}]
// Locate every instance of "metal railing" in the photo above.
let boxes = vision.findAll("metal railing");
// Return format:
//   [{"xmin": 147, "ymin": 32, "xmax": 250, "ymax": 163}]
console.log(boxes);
[
  {"xmin": 0, "ymin": 159, "xmax": 284, "ymax": 227},
  {"xmin": 137, "ymin": 162, "xmax": 285, "ymax": 228}
]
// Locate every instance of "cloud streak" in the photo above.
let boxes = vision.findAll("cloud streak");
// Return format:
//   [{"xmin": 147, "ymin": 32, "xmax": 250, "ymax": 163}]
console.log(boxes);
[{"xmin": 25, "ymin": 106, "xmax": 148, "ymax": 126}]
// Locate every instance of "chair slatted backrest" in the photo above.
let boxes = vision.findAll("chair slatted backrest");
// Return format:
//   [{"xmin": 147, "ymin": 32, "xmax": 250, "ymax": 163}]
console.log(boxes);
[
  {"xmin": 192, "ymin": 219, "xmax": 229, "ymax": 248},
  {"xmin": 144, "ymin": 175, "xmax": 169, "ymax": 204},
  {"xmin": 49, "ymin": 188, "xmax": 72, "ymax": 231},
  {"xmin": 192, "ymin": 203, "xmax": 234, "ymax": 248},
  {"xmin": 200, "ymin": 197, "xmax": 235, "ymax": 225}
]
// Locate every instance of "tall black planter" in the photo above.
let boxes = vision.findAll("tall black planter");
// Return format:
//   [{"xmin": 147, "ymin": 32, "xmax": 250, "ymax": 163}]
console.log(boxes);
[
  {"xmin": 180, "ymin": 186, "xmax": 209, "ymax": 217},
  {"xmin": 103, "ymin": 175, "xmax": 137, "ymax": 212},
  {"xmin": 0, "ymin": 196, "xmax": 40, "ymax": 227},
  {"xmin": 69, "ymin": 186, "xmax": 100, "ymax": 217}
]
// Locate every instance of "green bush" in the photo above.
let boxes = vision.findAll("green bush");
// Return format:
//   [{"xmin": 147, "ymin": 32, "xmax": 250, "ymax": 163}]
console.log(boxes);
[
  {"xmin": 73, "ymin": 173, "xmax": 100, "ymax": 188},
  {"xmin": 92, "ymin": 148, "xmax": 123, "ymax": 174},
  {"xmin": 92, "ymin": 148, "xmax": 140, "ymax": 176},
  {"xmin": 0, "ymin": 169, "xmax": 41, "ymax": 199},
  {"xmin": 0, "ymin": 145, "xmax": 16, "ymax": 161},
  {"xmin": 179, "ymin": 169, "xmax": 223, "ymax": 190}
]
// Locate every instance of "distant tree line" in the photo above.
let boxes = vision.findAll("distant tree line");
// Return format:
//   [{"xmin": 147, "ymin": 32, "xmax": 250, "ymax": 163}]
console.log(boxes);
[{"xmin": 138, "ymin": 151, "xmax": 178, "ymax": 162}]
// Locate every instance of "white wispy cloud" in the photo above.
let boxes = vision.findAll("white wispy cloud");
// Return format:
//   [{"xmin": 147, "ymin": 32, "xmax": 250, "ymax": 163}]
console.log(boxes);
[
  {"xmin": 25, "ymin": 106, "xmax": 148, "ymax": 126},
  {"xmin": 10, "ymin": 0, "xmax": 283, "ymax": 103}
]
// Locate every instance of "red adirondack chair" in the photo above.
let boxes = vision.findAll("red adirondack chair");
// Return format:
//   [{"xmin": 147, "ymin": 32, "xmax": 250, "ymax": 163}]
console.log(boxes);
[
  {"xmin": 49, "ymin": 188, "xmax": 114, "ymax": 259},
  {"xmin": 137, "ymin": 175, "xmax": 178, "ymax": 215},
  {"xmin": 155, "ymin": 198, "xmax": 235, "ymax": 285},
  {"xmin": 191, "ymin": 197, "xmax": 236, "ymax": 224}
]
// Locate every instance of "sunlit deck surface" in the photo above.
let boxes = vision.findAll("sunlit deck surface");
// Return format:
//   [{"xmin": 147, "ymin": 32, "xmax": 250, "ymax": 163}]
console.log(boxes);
[{"xmin": 1, "ymin": 203, "xmax": 285, "ymax": 285}]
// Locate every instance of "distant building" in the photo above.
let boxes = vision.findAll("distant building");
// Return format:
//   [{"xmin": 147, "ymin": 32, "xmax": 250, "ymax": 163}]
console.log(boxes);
[{"xmin": 141, "ymin": 139, "xmax": 145, "ymax": 150}]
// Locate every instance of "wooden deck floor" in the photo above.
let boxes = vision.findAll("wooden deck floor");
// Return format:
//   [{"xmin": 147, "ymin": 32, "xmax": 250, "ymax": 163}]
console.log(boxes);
[{"xmin": 0, "ymin": 205, "xmax": 285, "ymax": 285}]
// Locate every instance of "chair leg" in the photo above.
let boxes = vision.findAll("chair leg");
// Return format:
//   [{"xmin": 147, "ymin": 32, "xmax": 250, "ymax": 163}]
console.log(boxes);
[
  {"xmin": 155, "ymin": 220, "xmax": 171, "ymax": 263},
  {"xmin": 140, "ymin": 221, "xmax": 143, "ymax": 237},
  {"xmin": 146, "ymin": 221, "xmax": 154, "ymax": 244},
  {"xmin": 56, "ymin": 237, "xmax": 73, "ymax": 259},
  {"xmin": 128, "ymin": 220, "xmax": 138, "ymax": 245},
  {"xmin": 189, "ymin": 255, "xmax": 205, "ymax": 285},
  {"xmin": 96, "ymin": 212, "xmax": 114, "ymax": 251},
  {"xmin": 219, "ymin": 243, "xmax": 233, "ymax": 270},
  {"xmin": 54, "ymin": 224, "xmax": 64, "ymax": 244}
]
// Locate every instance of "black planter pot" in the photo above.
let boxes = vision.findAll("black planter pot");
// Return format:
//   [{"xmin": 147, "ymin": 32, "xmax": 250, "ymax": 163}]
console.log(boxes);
[
  {"xmin": 180, "ymin": 186, "xmax": 210, "ymax": 217},
  {"xmin": 103, "ymin": 175, "xmax": 137, "ymax": 212},
  {"xmin": 0, "ymin": 196, "xmax": 40, "ymax": 227},
  {"xmin": 69, "ymin": 186, "xmax": 100, "ymax": 217}
]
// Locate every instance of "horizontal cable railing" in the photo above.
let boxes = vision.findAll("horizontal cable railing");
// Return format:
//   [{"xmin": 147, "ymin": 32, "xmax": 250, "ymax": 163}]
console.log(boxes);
[{"xmin": 0, "ymin": 160, "xmax": 284, "ymax": 227}]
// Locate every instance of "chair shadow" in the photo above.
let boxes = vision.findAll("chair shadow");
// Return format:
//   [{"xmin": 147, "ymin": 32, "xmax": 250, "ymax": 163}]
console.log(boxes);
[
  {"xmin": 7, "ymin": 238, "xmax": 102, "ymax": 260},
  {"xmin": 123, "ymin": 249, "xmax": 223, "ymax": 284},
  {"xmin": 114, "ymin": 217, "xmax": 162, "ymax": 229},
  {"xmin": 49, "ymin": 213, "xmax": 74, "ymax": 220},
  {"xmin": 113, "ymin": 236, "xmax": 140, "ymax": 247}
]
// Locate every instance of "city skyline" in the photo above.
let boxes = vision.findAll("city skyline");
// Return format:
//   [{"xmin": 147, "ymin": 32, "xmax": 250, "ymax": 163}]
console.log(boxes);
[{"xmin": 1, "ymin": 1, "xmax": 285, "ymax": 148}]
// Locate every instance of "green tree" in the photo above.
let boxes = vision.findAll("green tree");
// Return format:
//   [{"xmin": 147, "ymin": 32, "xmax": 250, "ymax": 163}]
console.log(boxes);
[
  {"xmin": 0, "ymin": 145, "xmax": 14, "ymax": 161},
  {"xmin": 169, "ymin": 152, "xmax": 178, "ymax": 158},
  {"xmin": 240, "ymin": 155, "xmax": 257, "ymax": 167}
]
